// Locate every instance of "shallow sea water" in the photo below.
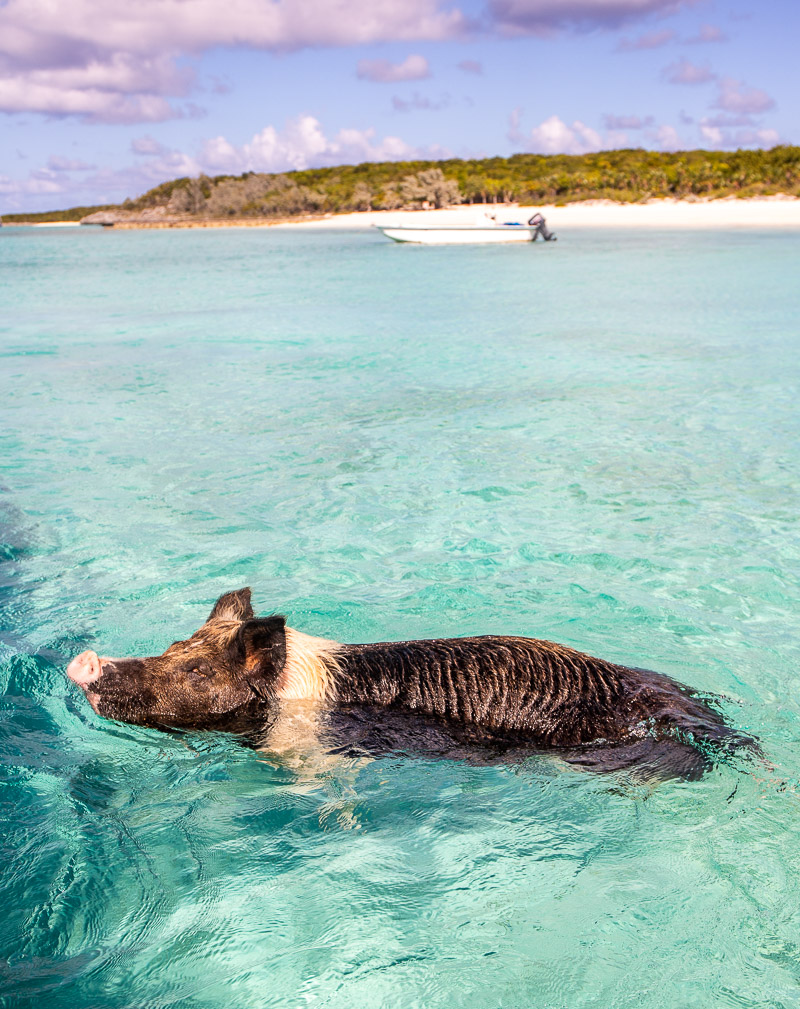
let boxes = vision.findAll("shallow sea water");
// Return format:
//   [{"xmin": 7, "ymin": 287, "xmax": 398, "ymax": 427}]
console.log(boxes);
[{"xmin": 1, "ymin": 223, "xmax": 800, "ymax": 1008}]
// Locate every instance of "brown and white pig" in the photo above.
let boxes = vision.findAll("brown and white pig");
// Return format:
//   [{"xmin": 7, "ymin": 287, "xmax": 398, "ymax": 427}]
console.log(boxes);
[{"xmin": 67, "ymin": 588, "xmax": 756, "ymax": 778}]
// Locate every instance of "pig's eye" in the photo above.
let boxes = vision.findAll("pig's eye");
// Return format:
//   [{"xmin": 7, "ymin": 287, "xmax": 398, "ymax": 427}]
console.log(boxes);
[{"xmin": 187, "ymin": 665, "xmax": 213, "ymax": 678}]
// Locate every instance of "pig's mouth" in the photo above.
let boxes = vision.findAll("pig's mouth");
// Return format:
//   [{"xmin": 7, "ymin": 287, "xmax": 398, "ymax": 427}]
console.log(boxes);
[{"xmin": 66, "ymin": 650, "xmax": 142, "ymax": 718}]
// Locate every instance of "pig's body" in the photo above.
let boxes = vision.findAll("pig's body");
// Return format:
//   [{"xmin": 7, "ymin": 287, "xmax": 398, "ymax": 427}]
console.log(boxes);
[{"xmin": 67, "ymin": 588, "xmax": 756, "ymax": 780}]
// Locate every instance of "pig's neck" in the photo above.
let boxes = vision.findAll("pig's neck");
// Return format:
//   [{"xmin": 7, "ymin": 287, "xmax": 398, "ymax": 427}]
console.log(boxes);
[{"xmin": 276, "ymin": 627, "xmax": 342, "ymax": 702}]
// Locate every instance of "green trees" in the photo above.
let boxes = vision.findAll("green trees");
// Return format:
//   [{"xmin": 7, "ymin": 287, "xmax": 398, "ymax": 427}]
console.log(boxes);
[
  {"xmin": 131, "ymin": 165, "xmax": 465, "ymax": 219},
  {"xmin": 162, "ymin": 173, "xmax": 326, "ymax": 217},
  {"xmin": 5, "ymin": 146, "xmax": 798, "ymax": 224},
  {"xmin": 398, "ymin": 169, "xmax": 462, "ymax": 208},
  {"xmin": 348, "ymin": 182, "xmax": 374, "ymax": 211}
]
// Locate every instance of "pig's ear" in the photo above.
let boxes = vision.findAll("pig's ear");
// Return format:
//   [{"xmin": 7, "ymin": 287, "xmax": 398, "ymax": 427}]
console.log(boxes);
[
  {"xmin": 208, "ymin": 588, "xmax": 254, "ymax": 622},
  {"xmin": 237, "ymin": 616, "xmax": 287, "ymax": 672}
]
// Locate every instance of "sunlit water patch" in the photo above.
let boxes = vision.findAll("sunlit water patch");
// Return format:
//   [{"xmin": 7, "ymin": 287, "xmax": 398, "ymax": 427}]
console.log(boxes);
[{"xmin": 2, "ymin": 224, "xmax": 800, "ymax": 1008}]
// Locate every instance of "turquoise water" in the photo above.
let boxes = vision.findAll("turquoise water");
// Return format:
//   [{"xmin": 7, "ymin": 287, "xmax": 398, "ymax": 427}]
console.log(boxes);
[{"xmin": 2, "ymin": 223, "xmax": 800, "ymax": 1008}]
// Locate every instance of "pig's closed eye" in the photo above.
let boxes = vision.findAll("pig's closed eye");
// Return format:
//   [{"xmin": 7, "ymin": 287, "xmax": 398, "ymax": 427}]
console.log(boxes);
[{"xmin": 187, "ymin": 665, "xmax": 213, "ymax": 678}]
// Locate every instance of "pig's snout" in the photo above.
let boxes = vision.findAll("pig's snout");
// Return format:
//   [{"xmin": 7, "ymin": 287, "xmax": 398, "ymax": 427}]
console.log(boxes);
[{"xmin": 67, "ymin": 650, "xmax": 103, "ymax": 688}]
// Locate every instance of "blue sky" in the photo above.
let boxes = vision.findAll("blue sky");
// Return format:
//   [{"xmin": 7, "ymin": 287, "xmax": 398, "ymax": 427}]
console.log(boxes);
[{"xmin": 0, "ymin": 0, "xmax": 796, "ymax": 213}]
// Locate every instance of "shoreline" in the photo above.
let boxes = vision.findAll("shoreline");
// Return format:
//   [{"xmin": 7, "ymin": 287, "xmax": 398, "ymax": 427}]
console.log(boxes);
[
  {"xmin": 275, "ymin": 196, "xmax": 800, "ymax": 231},
  {"xmin": 6, "ymin": 195, "xmax": 800, "ymax": 231}
]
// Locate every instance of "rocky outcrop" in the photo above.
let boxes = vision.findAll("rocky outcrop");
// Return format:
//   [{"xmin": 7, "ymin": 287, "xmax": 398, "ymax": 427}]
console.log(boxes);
[
  {"xmin": 79, "ymin": 211, "xmax": 120, "ymax": 226},
  {"xmin": 80, "ymin": 206, "xmax": 179, "ymax": 227}
]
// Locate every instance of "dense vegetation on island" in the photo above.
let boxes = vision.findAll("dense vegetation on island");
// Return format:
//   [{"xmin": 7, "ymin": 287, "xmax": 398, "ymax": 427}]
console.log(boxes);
[
  {"xmin": 1, "ymin": 204, "xmax": 117, "ymax": 224},
  {"xmin": 4, "ymin": 146, "xmax": 799, "ymax": 223}
]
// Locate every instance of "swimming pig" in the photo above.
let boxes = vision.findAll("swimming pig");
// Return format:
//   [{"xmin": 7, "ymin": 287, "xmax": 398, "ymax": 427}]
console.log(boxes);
[{"xmin": 66, "ymin": 588, "xmax": 755, "ymax": 779}]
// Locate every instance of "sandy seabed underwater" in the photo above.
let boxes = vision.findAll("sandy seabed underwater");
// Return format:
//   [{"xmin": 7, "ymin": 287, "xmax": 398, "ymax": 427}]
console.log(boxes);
[{"xmin": 1, "ymin": 223, "xmax": 800, "ymax": 1008}]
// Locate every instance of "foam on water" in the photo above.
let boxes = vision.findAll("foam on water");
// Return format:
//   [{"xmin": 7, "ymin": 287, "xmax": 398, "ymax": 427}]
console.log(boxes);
[{"xmin": 2, "ymin": 224, "xmax": 800, "ymax": 1008}]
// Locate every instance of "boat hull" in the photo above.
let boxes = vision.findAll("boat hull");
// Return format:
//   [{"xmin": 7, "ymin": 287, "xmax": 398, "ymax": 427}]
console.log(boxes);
[{"xmin": 377, "ymin": 225, "xmax": 537, "ymax": 245}]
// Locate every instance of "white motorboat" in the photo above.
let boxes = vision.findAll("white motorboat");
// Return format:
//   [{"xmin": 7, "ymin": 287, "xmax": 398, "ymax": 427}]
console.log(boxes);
[{"xmin": 375, "ymin": 213, "xmax": 556, "ymax": 245}]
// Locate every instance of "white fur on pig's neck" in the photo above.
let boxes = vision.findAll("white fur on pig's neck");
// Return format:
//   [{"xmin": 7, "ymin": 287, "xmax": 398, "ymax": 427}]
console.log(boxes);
[{"xmin": 277, "ymin": 627, "xmax": 342, "ymax": 702}]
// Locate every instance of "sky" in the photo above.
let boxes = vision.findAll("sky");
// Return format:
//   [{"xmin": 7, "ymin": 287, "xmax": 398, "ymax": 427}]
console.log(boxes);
[{"xmin": 0, "ymin": 0, "xmax": 796, "ymax": 213}]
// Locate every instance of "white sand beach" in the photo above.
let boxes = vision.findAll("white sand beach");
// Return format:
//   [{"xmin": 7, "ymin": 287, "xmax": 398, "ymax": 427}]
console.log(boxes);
[
  {"xmin": 274, "ymin": 196, "xmax": 800, "ymax": 231},
  {"xmin": 51, "ymin": 194, "xmax": 800, "ymax": 231}
]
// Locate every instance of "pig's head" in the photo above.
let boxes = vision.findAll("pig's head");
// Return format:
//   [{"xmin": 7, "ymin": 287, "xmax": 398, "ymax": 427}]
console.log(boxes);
[{"xmin": 66, "ymin": 588, "xmax": 287, "ymax": 734}]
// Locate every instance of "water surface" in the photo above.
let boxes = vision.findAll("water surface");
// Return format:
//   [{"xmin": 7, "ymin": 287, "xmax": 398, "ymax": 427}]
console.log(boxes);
[{"xmin": 2, "ymin": 223, "xmax": 800, "ymax": 1008}]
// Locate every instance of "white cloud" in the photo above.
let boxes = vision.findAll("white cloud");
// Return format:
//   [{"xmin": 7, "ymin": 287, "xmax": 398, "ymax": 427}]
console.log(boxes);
[
  {"xmin": 124, "ymin": 148, "xmax": 200, "ymax": 181},
  {"xmin": 457, "ymin": 59, "xmax": 482, "ymax": 74},
  {"xmin": 508, "ymin": 108, "xmax": 780, "ymax": 157},
  {"xmin": 511, "ymin": 111, "xmax": 649, "ymax": 154},
  {"xmin": 46, "ymin": 155, "xmax": 95, "ymax": 172},
  {"xmin": 0, "ymin": 0, "xmax": 729, "ymax": 124},
  {"xmin": 713, "ymin": 77, "xmax": 775, "ymax": 115},
  {"xmin": 514, "ymin": 111, "xmax": 691, "ymax": 155},
  {"xmin": 198, "ymin": 136, "xmax": 243, "ymax": 173},
  {"xmin": 192, "ymin": 115, "xmax": 437, "ymax": 176},
  {"xmin": 0, "ymin": 0, "xmax": 744, "ymax": 127},
  {"xmin": 691, "ymin": 80, "xmax": 778, "ymax": 150},
  {"xmin": 131, "ymin": 135, "xmax": 168, "ymax": 156},
  {"xmin": 526, "ymin": 114, "xmax": 602, "ymax": 154},
  {"xmin": 662, "ymin": 59, "xmax": 716, "ymax": 85},
  {"xmin": 0, "ymin": 0, "xmax": 693, "ymax": 80},
  {"xmin": 0, "ymin": 0, "xmax": 462, "ymax": 121},
  {"xmin": 1, "ymin": 114, "xmax": 436, "ymax": 212},
  {"xmin": 698, "ymin": 123, "xmax": 724, "ymax": 148},
  {"xmin": 686, "ymin": 23, "xmax": 726, "ymax": 44},
  {"xmin": 392, "ymin": 92, "xmax": 450, "ymax": 112},
  {"xmin": 0, "ymin": 170, "xmax": 68, "ymax": 197},
  {"xmin": 653, "ymin": 124, "xmax": 680, "ymax": 149},
  {"xmin": 699, "ymin": 120, "xmax": 780, "ymax": 150},
  {"xmin": 618, "ymin": 29, "xmax": 675, "ymax": 51},
  {"xmin": 1, "ymin": 0, "xmax": 464, "ymax": 63},
  {"xmin": 489, "ymin": 0, "xmax": 689, "ymax": 33},
  {"xmin": 744, "ymin": 128, "xmax": 779, "ymax": 147},
  {"xmin": 357, "ymin": 54, "xmax": 431, "ymax": 83},
  {"xmin": 225, "ymin": 115, "xmax": 423, "ymax": 172},
  {"xmin": 11, "ymin": 53, "xmax": 193, "ymax": 96},
  {"xmin": 0, "ymin": 81, "xmax": 184, "ymax": 123},
  {"xmin": 702, "ymin": 113, "xmax": 751, "ymax": 129},
  {"xmin": 603, "ymin": 113, "xmax": 654, "ymax": 130},
  {"xmin": 0, "ymin": 46, "xmax": 202, "ymax": 122}
]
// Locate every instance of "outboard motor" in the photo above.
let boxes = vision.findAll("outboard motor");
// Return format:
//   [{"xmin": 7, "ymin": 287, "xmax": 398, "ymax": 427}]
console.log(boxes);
[{"xmin": 528, "ymin": 213, "xmax": 556, "ymax": 241}]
